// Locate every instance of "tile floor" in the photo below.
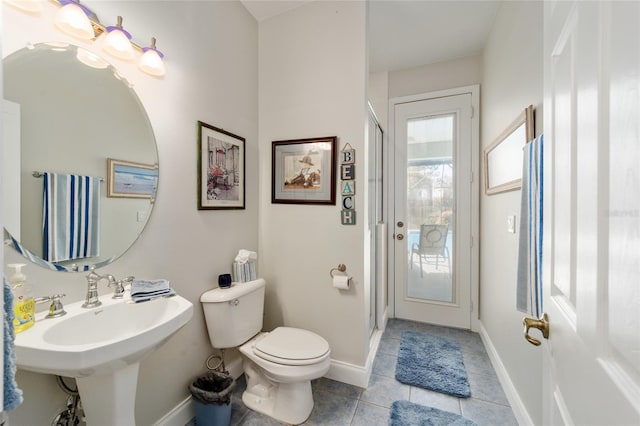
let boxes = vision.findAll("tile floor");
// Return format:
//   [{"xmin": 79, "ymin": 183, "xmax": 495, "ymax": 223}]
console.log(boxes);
[{"xmin": 222, "ymin": 319, "xmax": 518, "ymax": 425}]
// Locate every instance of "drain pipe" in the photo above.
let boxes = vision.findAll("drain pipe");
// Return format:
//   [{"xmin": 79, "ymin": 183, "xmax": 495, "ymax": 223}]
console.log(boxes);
[{"xmin": 51, "ymin": 376, "xmax": 83, "ymax": 426}]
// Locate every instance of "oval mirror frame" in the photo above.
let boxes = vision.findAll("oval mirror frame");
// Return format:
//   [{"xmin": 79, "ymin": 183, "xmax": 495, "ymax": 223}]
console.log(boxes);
[{"xmin": 3, "ymin": 42, "xmax": 159, "ymax": 272}]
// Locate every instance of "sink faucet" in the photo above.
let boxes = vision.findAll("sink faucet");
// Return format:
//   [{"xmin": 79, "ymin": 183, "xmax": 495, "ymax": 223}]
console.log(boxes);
[{"xmin": 83, "ymin": 268, "xmax": 117, "ymax": 308}]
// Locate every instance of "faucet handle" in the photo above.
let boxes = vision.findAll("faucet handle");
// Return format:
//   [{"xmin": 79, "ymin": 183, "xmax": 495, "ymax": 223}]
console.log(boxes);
[
  {"xmin": 35, "ymin": 294, "xmax": 67, "ymax": 318},
  {"xmin": 86, "ymin": 266, "xmax": 100, "ymax": 282},
  {"xmin": 110, "ymin": 276, "xmax": 134, "ymax": 299}
]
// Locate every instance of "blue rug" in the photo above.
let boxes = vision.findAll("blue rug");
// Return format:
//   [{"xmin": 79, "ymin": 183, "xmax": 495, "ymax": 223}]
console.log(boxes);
[
  {"xmin": 390, "ymin": 400, "xmax": 477, "ymax": 426},
  {"xmin": 395, "ymin": 331, "xmax": 470, "ymax": 398}
]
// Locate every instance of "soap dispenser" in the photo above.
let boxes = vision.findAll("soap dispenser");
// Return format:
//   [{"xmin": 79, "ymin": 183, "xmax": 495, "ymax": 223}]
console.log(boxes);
[{"xmin": 8, "ymin": 263, "xmax": 35, "ymax": 333}]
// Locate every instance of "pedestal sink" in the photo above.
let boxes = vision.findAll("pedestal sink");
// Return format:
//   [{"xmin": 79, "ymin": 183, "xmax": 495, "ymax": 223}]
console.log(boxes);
[{"xmin": 14, "ymin": 292, "xmax": 193, "ymax": 425}]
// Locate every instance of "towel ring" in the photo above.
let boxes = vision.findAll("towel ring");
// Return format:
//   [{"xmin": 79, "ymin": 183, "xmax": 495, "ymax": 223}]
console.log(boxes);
[{"xmin": 329, "ymin": 264, "xmax": 347, "ymax": 278}]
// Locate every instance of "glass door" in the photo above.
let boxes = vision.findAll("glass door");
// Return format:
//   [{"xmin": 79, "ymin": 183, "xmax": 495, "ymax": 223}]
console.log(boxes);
[{"xmin": 393, "ymin": 93, "xmax": 473, "ymax": 328}]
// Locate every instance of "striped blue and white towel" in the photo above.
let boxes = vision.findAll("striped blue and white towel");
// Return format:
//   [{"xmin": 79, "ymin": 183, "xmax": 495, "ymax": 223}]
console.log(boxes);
[
  {"xmin": 42, "ymin": 172, "xmax": 101, "ymax": 262},
  {"xmin": 516, "ymin": 135, "xmax": 544, "ymax": 317}
]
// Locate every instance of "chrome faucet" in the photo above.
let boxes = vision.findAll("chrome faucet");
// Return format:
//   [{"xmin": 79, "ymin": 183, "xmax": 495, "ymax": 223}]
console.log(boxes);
[{"xmin": 83, "ymin": 268, "xmax": 117, "ymax": 308}]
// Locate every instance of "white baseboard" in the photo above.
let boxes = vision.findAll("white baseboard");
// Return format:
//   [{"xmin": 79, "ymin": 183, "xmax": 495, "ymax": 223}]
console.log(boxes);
[
  {"xmin": 154, "ymin": 395, "xmax": 193, "ymax": 426},
  {"xmin": 325, "ymin": 328, "xmax": 383, "ymax": 388},
  {"xmin": 477, "ymin": 322, "xmax": 534, "ymax": 426}
]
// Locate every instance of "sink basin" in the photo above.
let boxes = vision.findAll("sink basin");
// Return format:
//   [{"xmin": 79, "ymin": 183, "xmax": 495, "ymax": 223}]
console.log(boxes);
[
  {"xmin": 15, "ymin": 292, "xmax": 193, "ymax": 377},
  {"xmin": 14, "ymin": 291, "xmax": 193, "ymax": 425}
]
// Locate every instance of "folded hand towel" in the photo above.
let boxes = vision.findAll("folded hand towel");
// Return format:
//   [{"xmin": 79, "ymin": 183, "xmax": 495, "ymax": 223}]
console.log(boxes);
[
  {"xmin": 131, "ymin": 279, "xmax": 170, "ymax": 297},
  {"xmin": 131, "ymin": 288, "xmax": 175, "ymax": 303},
  {"xmin": 4, "ymin": 278, "xmax": 23, "ymax": 411}
]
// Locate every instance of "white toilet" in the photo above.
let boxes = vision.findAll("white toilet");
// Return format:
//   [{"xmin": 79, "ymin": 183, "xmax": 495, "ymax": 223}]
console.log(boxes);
[{"xmin": 200, "ymin": 278, "xmax": 330, "ymax": 425}]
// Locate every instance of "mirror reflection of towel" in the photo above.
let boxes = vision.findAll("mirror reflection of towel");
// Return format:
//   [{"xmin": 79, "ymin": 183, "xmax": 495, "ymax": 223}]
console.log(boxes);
[{"xmin": 43, "ymin": 172, "xmax": 101, "ymax": 262}]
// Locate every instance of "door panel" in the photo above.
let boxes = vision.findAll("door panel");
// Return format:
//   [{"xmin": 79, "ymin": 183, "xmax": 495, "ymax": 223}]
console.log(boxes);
[
  {"xmin": 542, "ymin": 2, "xmax": 640, "ymax": 424},
  {"xmin": 393, "ymin": 94, "xmax": 472, "ymax": 328}
]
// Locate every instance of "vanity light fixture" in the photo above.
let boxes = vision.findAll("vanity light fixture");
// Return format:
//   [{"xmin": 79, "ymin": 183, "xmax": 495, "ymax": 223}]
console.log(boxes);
[
  {"xmin": 102, "ymin": 16, "xmax": 135, "ymax": 61},
  {"xmin": 6, "ymin": 0, "xmax": 167, "ymax": 77},
  {"xmin": 138, "ymin": 37, "xmax": 166, "ymax": 77},
  {"xmin": 54, "ymin": 0, "xmax": 94, "ymax": 40}
]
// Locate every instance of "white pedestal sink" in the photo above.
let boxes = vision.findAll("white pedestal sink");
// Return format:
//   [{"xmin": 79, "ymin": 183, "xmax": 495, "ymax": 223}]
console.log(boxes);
[{"xmin": 14, "ymin": 292, "xmax": 193, "ymax": 425}]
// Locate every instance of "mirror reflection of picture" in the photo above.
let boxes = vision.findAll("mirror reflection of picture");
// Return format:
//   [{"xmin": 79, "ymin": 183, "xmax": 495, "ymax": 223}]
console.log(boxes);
[{"xmin": 107, "ymin": 159, "xmax": 158, "ymax": 199}]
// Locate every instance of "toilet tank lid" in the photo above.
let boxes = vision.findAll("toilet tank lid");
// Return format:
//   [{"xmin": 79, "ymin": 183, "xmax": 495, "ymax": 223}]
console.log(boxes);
[{"xmin": 200, "ymin": 278, "xmax": 265, "ymax": 303}]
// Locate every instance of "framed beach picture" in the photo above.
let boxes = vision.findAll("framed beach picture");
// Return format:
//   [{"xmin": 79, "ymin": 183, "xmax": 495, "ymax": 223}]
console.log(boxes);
[
  {"xmin": 197, "ymin": 121, "xmax": 245, "ymax": 210},
  {"xmin": 107, "ymin": 158, "xmax": 158, "ymax": 199},
  {"xmin": 271, "ymin": 136, "xmax": 337, "ymax": 205}
]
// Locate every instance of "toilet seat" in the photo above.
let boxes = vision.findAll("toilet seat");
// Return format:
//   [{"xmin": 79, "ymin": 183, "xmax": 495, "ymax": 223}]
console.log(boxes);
[{"xmin": 254, "ymin": 327, "xmax": 330, "ymax": 366}]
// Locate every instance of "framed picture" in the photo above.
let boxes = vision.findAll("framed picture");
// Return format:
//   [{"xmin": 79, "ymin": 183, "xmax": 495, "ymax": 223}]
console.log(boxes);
[
  {"xmin": 107, "ymin": 158, "xmax": 158, "ymax": 199},
  {"xmin": 272, "ymin": 136, "xmax": 337, "ymax": 205},
  {"xmin": 484, "ymin": 105, "xmax": 534, "ymax": 195},
  {"xmin": 197, "ymin": 121, "xmax": 245, "ymax": 210}
]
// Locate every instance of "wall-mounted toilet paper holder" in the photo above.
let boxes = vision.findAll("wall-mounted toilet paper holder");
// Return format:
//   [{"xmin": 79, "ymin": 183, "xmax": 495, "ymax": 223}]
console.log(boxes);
[{"xmin": 329, "ymin": 264, "xmax": 347, "ymax": 278}]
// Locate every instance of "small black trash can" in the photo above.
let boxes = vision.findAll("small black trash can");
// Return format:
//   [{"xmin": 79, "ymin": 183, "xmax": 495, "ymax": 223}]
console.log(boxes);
[{"xmin": 189, "ymin": 371, "xmax": 235, "ymax": 426}]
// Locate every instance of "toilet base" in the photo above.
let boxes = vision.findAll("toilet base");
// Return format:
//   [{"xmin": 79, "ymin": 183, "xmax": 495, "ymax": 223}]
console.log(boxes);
[{"xmin": 242, "ymin": 360, "xmax": 314, "ymax": 425}]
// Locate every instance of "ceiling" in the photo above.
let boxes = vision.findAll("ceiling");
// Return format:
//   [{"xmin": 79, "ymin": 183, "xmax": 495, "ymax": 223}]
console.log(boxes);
[{"xmin": 240, "ymin": 0, "xmax": 500, "ymax": 73}]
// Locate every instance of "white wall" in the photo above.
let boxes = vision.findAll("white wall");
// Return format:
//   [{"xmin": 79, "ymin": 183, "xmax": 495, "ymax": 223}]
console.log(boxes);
[
  {"xmin": 258, "ymin": 1, "xmax": 370, "ymax": 371},
  {"xmin": 389, "ymin": 55, "xmax": 482, "ymax": 100},
  {"xmin": 480, "ymin": 1, "xmax": 543, "ymax": 424},
  {"xmin": 3, "ymin": 1, "xmax": 258, "ymax": 424}
]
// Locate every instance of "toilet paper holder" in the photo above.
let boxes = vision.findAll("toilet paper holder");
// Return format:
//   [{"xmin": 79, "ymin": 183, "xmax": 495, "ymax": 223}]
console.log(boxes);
[{"xmin": 329, "ymin": 264, "xmax": 347, "ymax": 278}]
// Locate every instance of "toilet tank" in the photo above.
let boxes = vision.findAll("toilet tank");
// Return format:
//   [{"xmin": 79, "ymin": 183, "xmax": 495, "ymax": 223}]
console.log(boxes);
[{"xmin": 200, "ymin": 278, "xmax": 265, "ymax": 349}]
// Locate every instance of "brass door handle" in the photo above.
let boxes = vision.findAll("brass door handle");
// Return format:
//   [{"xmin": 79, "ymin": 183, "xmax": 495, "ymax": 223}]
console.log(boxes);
[{"xmin": 523, "ymin": 313, "xmax": 549, "ymax": 346}]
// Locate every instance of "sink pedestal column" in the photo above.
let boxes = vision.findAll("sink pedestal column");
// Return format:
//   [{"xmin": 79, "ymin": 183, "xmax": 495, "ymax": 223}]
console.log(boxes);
[{"xmin": 76, "ymin": 362, "xmax": 140, "ymax": 426}]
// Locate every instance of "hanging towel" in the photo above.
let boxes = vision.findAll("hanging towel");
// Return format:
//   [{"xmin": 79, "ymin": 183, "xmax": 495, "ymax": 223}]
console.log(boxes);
[
  {"xmin": 3, "ymin": 278, "xmax": 24, "ymax": 411},
  {"xmin": 516, "ymin": 135, "xmax": 544, "ymax": 317},
  {"xmin": 42, "ymin": 172, "xmax": 101, "ymax": 262}
]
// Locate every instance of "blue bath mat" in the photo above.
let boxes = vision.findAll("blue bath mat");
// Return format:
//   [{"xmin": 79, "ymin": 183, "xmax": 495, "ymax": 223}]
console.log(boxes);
[
  {"xmin": 390, "ymin": 400, "xmax": 477, "ymax": 426},
  {"xmin": 395, "ymin": 331, "xmax": 470, "ymax": 398}
]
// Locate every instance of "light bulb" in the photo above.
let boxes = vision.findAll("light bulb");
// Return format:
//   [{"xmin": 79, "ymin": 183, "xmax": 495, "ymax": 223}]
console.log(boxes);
[
  {"xmin": 54, "ymin": 1, "xmax": 94, "ymax": 40},
  {"xmin": 102, "ymin": 16, "xmax": 134, "ymax": 61},
  {"xmin": 138, "ymin": 38, "xmax": 165, "ymax": 77}
]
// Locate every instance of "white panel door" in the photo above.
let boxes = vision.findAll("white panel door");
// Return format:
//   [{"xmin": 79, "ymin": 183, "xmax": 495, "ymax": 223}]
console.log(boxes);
[
  {"xmin": 393, "ymin": 93, "xmax": 473, "ymax": 328},
  {"xmin": 540, "ymin": 1, "xmax": 640, "ymax": 424}
]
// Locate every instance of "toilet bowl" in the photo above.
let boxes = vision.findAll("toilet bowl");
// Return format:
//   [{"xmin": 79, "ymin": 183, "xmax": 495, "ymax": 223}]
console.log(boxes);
[
  {"xmin": 239, "ymin": 327, "xmax": 330, "ymax": 424},
  {"xmin": 199, "ymin": 279, "xmax": 331, "ymax": 425}
]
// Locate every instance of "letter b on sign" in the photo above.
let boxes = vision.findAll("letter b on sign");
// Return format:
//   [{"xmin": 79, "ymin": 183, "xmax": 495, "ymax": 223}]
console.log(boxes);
[{"xmin": 341, "ymin": 150, "xmax": 355, "ymax": 164}]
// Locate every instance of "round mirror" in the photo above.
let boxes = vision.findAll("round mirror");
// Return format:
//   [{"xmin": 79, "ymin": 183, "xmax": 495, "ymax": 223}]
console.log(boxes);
[{"xmin": 3, "ymin": 42, "xmax": 158, "ymax": 272}]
